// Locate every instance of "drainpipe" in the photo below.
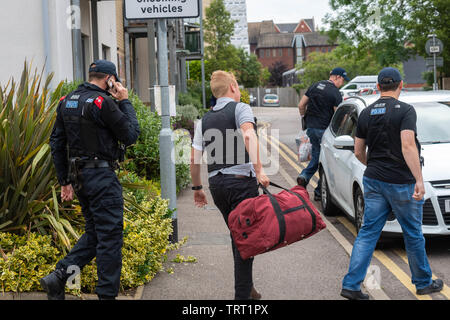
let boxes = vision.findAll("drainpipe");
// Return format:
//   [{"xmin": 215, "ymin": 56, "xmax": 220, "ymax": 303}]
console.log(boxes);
[
  {"xmin": 91, "ymin": 0, "xmax": 99, "ymax": 61},
  {"xmin": 42, "ymin": 0, "xmax": 52, "ymax": 84},
  {"xmin": 71, "ymin": 0, "xmax": 84, "ymax": 80}
]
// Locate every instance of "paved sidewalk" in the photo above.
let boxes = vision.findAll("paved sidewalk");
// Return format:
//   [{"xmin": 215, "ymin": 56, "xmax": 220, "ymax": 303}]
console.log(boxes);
[{"xmin": 141, "ymin": 165, "xmax": 351, "ymax": 300}]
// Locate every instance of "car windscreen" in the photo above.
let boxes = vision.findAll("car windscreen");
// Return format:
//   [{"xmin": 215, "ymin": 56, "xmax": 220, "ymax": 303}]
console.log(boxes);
[
  {"xmin": 264, "ymin": 95, "xmax": 278, "ymax": 100},
  {"xmin": 415, "ymin": 102, "xmax": 450, "ymax": 144}
]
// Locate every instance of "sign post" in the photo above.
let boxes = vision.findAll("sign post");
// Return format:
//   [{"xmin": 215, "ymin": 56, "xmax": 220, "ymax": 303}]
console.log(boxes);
[
  {"xmin": 426, "ymin": 34, "xmax": 444, "ymax": 91},
  {"xmin": 125, "ymin": 0, "xmax": 201, "ymax": 243}
]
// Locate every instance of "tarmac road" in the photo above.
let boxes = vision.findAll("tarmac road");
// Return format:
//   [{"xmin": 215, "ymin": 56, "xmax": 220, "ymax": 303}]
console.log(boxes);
[{"xmin": 141, "ymin": 107, "xmax": 450, "ymax": 301}]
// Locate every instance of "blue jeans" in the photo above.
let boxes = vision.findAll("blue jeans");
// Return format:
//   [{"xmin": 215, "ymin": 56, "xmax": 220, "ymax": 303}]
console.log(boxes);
[
  {"xmin": 342, "ymin": 176, "xmax": 433, "ymax": 291},
  {"xmin": 298, "ymin": 128, "xmax": 325, "ymax": 196}
]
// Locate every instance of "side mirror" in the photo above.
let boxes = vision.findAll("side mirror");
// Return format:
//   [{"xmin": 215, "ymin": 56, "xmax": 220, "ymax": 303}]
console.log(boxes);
[{"xmin": 334, "ymin": 135, "xmax": 354, "ymax": 151}]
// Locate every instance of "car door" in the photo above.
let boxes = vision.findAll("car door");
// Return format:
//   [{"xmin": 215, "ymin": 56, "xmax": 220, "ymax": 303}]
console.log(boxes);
[
  {"xmin": 322, "ymin": 105, "xmax": 353, "ymax": 199},
  {"xmin": 333, "ymin": 105, "xmax": 359, "ymax": 212}
]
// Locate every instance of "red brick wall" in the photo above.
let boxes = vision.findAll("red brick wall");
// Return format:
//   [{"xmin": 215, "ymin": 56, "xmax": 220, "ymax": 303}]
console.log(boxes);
[{"xmin": 256, "ymin": 47, "xmax": 295, "ymax": 70}]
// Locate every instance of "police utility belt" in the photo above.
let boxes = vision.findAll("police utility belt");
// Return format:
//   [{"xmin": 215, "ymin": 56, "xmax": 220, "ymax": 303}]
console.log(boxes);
[{"xmin": 68, "ymin": 158, "xmax": 118, "ymax": 192}]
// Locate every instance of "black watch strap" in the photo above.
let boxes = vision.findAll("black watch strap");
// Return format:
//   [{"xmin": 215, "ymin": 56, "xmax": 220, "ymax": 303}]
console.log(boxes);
[{"xmin": 192, "ymin": 185, "xmax": 203, "ymax": 191}]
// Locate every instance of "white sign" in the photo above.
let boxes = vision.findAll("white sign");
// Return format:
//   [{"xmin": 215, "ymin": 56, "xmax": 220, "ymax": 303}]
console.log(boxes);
[
  {"xmin": 430, "ymin": 46, "xmax": 441, "ymax": 54},
  {"xmin": 154, "ymin": 85, "xmax": 177, "ymax": 117},
  {"xmin": 125, "ymin": 0, "xmax": 200, "ymax": 20}
]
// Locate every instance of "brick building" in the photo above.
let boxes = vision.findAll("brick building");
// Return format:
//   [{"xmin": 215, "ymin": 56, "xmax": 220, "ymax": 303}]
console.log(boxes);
[{"xmin": 248, "ymin": 19, "xmax": 337, "ymax": 71}]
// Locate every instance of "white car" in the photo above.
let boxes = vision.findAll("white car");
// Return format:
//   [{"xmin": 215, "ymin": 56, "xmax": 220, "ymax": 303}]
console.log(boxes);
[
  {"xmin": 318, "ymin": 90, "xmax": 450, "ymax": 236},
  {"xmin": 340, "ymin": 75, "xmax": 378, "ymax": 99}
]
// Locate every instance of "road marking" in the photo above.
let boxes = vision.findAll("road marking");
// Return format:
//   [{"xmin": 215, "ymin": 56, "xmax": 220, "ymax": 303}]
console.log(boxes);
[
  {"xmin": 393, "ymin": 249, "xmax": 450, "ymax": 300},
  {"xmin": 260, "ymin": 133, "xmax": 318, "ymax": 190},
  {"xmin": 337, "ymin": 217, "xmax": 433, "ymax": 300},
  {"xmin": 259, "ymin": 132, "xmax": 390, "ymax": 300},
  {"xmin": 259, "ymin": 121, "xmax": 448, "ymax": 300}
]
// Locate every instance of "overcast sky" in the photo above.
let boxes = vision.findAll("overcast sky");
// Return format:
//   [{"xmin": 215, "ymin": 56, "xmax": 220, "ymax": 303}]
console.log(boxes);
[{"xmin": 246, "ymin": 0, "xmax": 332, "ymax": 29}]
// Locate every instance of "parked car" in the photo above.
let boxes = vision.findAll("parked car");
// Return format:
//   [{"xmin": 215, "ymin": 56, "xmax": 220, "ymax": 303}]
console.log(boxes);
[
  {"xmin": 340, "ymin": 75, "xmax": 378, "ymax": 99},
  {"xmin": 262, "ymin": 94, "xmax": 280, "ymax": 107},
  {"xmin": 318, "ymin": 90, "xmax": 450, "ymax": 236}
]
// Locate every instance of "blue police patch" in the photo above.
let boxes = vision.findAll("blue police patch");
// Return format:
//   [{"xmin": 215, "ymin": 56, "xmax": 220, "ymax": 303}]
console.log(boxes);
[
  {"xmin": 86, "ymin": 98, "xmax": 94, "ymax": 103},
  {"xmin": 66, "ymin": 100, "xmax": 79, "ymax": 109},
  {"xmin": 370, "ymin": 107, "xmax": 386, "ymax": 115}
]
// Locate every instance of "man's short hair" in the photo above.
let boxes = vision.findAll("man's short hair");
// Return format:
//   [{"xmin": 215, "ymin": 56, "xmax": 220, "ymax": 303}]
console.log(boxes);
[
  {"xmin": 210, "ymin": 71, "xmax": 237, "ymax": 98},
  {"xmin": 379, "ymin": 80, "xmax": 401, "ymax": 92},
  {"xmin": 88, "ymin": 72, "xmax": 109, "ymax": 82}
]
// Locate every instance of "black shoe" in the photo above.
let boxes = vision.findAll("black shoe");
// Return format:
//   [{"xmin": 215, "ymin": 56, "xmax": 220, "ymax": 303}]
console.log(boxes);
[
  {"xmin": 98, "ymin": 295, "xmax": 116, "ymax": 300},
  {"xmin": 417, "ymin": 279, "xmax": 443, "ymax": 295},
  {"xmin": 297, "ymin": 176, "xmax": 307, "ymax": 188},
  {"xmin": 40, "ymin": 269, "xmax": 68, "ymax": 300},
  {"xmin": 340, "ymin": 289, "xmax": 370, "ymax": 300}
]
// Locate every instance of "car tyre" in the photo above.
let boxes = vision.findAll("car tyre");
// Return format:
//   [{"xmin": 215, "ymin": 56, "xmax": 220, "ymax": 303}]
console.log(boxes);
[
  {"xmin": 354, "ymin": 187, "xmax": 364, "ymax": 234},
  {"xmin": 320, "ymin": 169, "xmax": 339, "ymax": 216}
]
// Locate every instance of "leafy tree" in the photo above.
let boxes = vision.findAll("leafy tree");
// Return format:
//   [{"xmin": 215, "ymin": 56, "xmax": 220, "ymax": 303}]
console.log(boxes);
[
  {"xmin": 296, "ymin": 44, "xmax": 402, "ymax": 89},
  {"xmin": 325, "ymin": 0, "xmax": 449, "ymax": 76},
  {"xmin": 236, "ymin": 49, "xmax": 264, "ymax": 88},
  {"xmin": 204, "ymin": 0, "xmax": 239, "ymax": 72},
  {"xmin": 268, "ymin": 61, "xmax": 288, "ymax": 87}
]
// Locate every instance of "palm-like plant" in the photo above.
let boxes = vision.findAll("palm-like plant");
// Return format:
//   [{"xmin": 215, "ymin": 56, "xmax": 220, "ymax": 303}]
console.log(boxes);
[{"xmin": 0, "ymin": 63, "xmax": 84, "ymax": 252}]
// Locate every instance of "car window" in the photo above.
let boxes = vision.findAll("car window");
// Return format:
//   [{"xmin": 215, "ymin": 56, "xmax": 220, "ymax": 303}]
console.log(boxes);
[
  {"xmin": 330, "ymin": 105, "xmax": 352, "ymax": 136},
  {"xmin": 264, "ymin": 95, "xmax": 278, "ymax": 99},
  {"xmin": 344, "ymin": 84, "xmax": 357, "ymax": 90},
  {"xmin": 415, "ymin": 102, "xmax": 450, "ymax": 144},
  {"xmin": 338, "ymin": 109, "xmax": 358, "ymax": 138}
]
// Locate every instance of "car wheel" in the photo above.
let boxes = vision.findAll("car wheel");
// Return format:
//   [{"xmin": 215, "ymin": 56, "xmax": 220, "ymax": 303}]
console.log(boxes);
[
  {"xmin": 320, "ymin": 169, "xmax": 338, "ymax": 216},
  {"xmin": 354, "ymin": 187, "xmax": 364, "ymax": 234}
]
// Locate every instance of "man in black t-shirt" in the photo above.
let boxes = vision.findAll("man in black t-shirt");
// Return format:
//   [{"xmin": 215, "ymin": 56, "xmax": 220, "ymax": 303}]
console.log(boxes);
[
  {"xmin": 297, "ymin": 68, "xmax": 348, "ymax": 200},
  {"xmin": 341, "ymin": 67, "xmax": 443, "ymax": 300}
]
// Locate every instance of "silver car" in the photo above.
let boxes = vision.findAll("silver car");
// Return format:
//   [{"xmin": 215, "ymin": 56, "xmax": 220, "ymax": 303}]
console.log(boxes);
[{"xmin": 318, "ymin": 90, "xmax": 450, "ymax": 236}]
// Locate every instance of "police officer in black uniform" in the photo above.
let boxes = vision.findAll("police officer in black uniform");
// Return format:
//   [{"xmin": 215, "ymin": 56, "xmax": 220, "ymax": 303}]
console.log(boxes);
[{"xmin": 41, "ymin": 60, "xmax": 140, "ymax": 300}]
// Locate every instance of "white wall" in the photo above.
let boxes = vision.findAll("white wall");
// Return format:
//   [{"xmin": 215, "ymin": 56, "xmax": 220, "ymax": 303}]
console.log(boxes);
[
  {"xmin": 97, "ymin": 0, "xmax": 118, "ymax": 66},
  {"xmin": 0, "ymin": 0, "xmax": 118, "ymax": 89},
  {"xmin": 0, "ymin": 0, "xmax": 73, "ymax": 88}
]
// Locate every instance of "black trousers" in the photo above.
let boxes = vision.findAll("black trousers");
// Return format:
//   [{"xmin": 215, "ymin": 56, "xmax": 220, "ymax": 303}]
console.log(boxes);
[
  {"xmin": 208, "ymin": 173, "xmax": 259, "ymax": 300},
  {"xmin": 56, "ymin": 167, "xmax": 123, "ymax": 297}
]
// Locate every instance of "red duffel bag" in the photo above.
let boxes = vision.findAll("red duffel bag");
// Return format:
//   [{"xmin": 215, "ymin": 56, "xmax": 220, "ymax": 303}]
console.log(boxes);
[{"xmin": 228, "ymin": 182, "xmax": 326, "ymax": 260}]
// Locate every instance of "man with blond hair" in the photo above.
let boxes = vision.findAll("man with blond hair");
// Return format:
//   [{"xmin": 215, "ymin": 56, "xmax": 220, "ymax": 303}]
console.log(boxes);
[{"xmin": 190, "ymin": 70, "xmax": 269, "ymax": 300}]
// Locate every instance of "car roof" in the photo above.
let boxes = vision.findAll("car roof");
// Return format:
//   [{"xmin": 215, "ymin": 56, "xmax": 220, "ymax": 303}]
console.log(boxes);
[
  {"xmin": 349, "ymin": 75, "xmax": 378, "ymax": 83},
  {"xmin": 343, "ymin": 90, "xmax": 450, "ymax": 111}
]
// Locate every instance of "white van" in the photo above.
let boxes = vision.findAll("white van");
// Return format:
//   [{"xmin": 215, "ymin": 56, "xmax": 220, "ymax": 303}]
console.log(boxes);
[{"xmin": 340, "ymin": 75, "xmax": 378, "ymax": 98}]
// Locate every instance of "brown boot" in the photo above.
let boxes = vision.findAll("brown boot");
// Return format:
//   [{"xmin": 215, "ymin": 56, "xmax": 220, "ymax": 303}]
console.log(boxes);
[{"xmin": 250, "ymin": 286, "xmax": 262, "ymax": 300}]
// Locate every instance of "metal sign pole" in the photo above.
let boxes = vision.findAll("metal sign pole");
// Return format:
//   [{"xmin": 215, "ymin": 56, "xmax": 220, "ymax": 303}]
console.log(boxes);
[
  {"xmin": 433, "ymin": 35, "xmax": 438, "ymax": 91},
  {"xmin": 199, "ymin": 0, "xmax": 207, "ymax": 108},
  {"xmin": 157, "ymin": 18, "xmax": 178, "ymax": 243}
]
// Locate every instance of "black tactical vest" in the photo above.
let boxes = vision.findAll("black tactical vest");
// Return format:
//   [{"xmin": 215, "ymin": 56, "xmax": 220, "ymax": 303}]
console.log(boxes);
[
  {"xmin": 60, "ymin": 91, "xmax": 120, "ymax": 161},
  {"xmin": 201, "ymin": 102, "xmax": 251, "ymax": 173}
]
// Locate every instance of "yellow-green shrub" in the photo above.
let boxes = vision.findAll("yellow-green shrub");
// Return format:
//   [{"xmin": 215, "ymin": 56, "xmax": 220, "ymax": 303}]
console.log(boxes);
[
  {"xmin": 240, "ymin": 89, "xmax": 250, "ymax": 105},
  {"xmin": 0, "ymin": 233, "xmax": 62, "ymax": 293},
  {"xmin": 0, "ymin": 197, "xmax": 185, "ymax": 294}
]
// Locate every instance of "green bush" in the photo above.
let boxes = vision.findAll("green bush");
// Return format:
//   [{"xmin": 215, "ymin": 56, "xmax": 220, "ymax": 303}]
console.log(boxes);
[{"xmin": 0, "ymin": 197, "xmax": 186, "ymax": 294}]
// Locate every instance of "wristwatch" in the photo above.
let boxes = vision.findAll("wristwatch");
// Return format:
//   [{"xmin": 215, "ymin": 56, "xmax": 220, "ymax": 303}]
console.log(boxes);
[{"xmin": 192, "ymin": 185, "xmax": 203, "ymax": 191}]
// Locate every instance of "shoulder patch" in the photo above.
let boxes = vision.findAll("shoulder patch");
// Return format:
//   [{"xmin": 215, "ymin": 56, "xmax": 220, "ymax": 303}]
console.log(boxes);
[
  {"xmin": 60, "ymin": 96, "xmax": 66, "ymax": 102},
  {"xmin": 94, "ymin": 96, "xmax": 104, "ymax": 110}
]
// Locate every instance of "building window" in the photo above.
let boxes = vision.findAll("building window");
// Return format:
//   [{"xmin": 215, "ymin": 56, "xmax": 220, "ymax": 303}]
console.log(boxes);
[
  {"xmin": 102, "ymin": 45, "xmax": 111, "ymax": 60},
  {"xmin": 278, "ymin": 48, "xmax": 283, "ymax": 57},
  {"xmin": 273, "ymin": 49, "xmax": 277, "ymax": 57}
]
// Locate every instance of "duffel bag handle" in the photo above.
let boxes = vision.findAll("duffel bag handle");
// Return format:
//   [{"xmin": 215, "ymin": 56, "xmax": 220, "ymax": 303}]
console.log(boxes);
[{"xmin": 258, "ymin": 181, "xmax": 289, "ymax": 195}]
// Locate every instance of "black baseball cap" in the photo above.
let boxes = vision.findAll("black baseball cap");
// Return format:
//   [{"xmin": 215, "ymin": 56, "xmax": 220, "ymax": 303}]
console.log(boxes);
[
  {"xmin": 89, "ymin": 60, "xmax": 121, "ymax": 83},
  {"xmin": 330, "ymin": 67, "xmax": 350, "ymax": 81},
  {"xmin": 378, "ymin": 67, "xmax": 402, "ymax": 84}
]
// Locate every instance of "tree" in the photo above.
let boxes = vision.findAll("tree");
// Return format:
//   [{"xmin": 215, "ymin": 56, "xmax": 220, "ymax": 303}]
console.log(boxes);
[
  {"xmin": 325, "ymin": 0, "xmax": 450, "ymax": 76},
  {"xmin": 236, "ymin": 49, "xmax": 264, "ymax": 88},
  {"xmin": 296, "ymin": 44, "xmax": 402, "ymax": 89},
  {"xmin": 204, "ymin": 0, "xmax": 239, "ymax": 72},
  {"xmin": 268, "ymin": 61, "xmax": 288, "ymax": 87}
]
